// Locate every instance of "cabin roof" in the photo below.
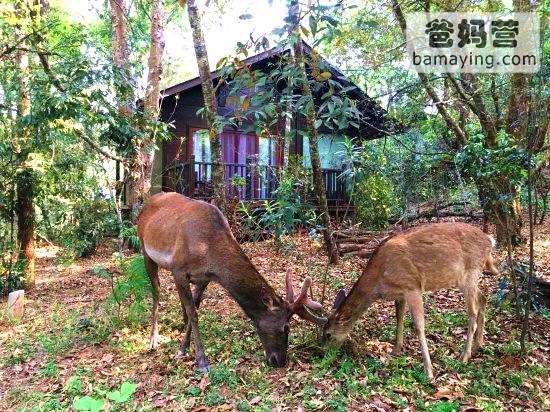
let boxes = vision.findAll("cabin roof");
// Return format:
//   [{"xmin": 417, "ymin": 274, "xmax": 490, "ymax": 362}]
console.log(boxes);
[{"xmin": 159, "ymin": 42, "xmax": 404, "ymax": 139}]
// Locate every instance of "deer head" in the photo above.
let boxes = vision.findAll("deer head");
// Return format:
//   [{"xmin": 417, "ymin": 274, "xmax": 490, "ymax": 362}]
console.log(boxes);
[
  {"xmin": 322, "ymin": 289, "xmax": 349, "ymax": 344},
  {"xmin": 255, "ymin": 271, "xmax": 327, "ymax": 367}
]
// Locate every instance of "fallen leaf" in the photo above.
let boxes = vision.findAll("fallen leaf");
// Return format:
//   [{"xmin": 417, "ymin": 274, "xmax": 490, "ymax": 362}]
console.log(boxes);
[{"xmin": 249, "ymin": 396, "xmax": 262, "ymax": 404}]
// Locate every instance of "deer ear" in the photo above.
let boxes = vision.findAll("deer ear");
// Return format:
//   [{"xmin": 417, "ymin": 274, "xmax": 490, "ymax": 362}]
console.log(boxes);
[
  {"xmin": 333, "ymin": 289, "xmax": 346, "ymax": 310},
  {"xmin": 261, "ymin": 291, "xmax": 280, "ymax": 312}
]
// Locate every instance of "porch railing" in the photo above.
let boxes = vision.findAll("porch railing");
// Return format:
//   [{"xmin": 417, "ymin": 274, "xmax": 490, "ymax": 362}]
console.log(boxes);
[{"xmin": 165, "ymin": 155, "xmax": 348, "ymax": 204}]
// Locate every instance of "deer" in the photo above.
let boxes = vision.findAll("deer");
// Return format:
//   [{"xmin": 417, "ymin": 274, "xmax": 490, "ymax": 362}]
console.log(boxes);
[
  {"xmin": 323, "ymin": 222, "xmax": 499, "ymax": 380},
  {"xmin": 137, "ymin": 192, "xmax": 326, "ymax": 372}
]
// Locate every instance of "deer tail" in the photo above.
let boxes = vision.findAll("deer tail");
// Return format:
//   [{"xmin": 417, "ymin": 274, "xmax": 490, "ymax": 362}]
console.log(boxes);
[{"xmin": 484, "ymin": 254, "xmax": 500, "ymax": 276}]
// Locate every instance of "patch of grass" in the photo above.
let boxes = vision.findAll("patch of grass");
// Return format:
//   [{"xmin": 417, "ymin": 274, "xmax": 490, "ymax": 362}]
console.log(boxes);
[
  {"xmin": 204, "ymin": 387, "xmax": 226, "ymax": 406},
  {"xmin": 38, "ymin": 360, "xmax": 59, "ymax": 378},
  {"xmin": 1, "ymin": 337, "xmax": 36, "ymax": 367},
  {"xmin": 209, "ymin": 364, "xmax": 239, "ymax": 390},
  {"xmin": 502, "ymin": 370, "xmax": 524, "ymax": 388},
  {"xmin": 476, "ymin": 399, "xmax": 504, "ymax": 411},
  {"xmin": 425, "ymin": 400, "xmax": 460, "ymax": 412},
  {"xmin": 65, "ymin": 375, "xmax": 85, "ymax": 397},
  {"xmin": 13, "ymin": 390, "xmax": 67, "ymax": 411}
]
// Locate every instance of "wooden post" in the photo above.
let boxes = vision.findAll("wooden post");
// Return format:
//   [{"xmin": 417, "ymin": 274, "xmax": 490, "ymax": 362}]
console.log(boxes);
[
  {"xmin": 246, "ymin": 158, "xmax": 253, "ymax": 200},
  {"xmin": 7, "ymin": 290, "xmax": 24, "ymax": 318},
  {"xmin": 188, "ymin": 155, "xmax": 196, "ymax": 198}
]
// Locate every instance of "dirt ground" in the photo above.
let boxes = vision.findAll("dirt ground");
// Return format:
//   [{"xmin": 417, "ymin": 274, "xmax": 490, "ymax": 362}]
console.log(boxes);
[{"xmin": 0, "ymin": 217, "xmax": 549, "ymax": 411}]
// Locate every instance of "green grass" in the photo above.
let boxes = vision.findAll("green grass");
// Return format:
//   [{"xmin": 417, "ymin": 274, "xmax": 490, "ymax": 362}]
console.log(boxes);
[{"xmin": 1, "ymin": 290, "xmax": 548, "ymax": 411}]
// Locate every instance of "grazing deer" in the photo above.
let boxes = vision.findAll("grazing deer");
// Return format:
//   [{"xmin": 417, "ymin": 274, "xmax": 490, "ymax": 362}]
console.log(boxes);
[
  {"xmin": 137, "ymin": 192, "xmax": 326, "ymax": 372},
  {"xmin": 323, "ymin": 223, "xmax": 499, "ymax": 380}
]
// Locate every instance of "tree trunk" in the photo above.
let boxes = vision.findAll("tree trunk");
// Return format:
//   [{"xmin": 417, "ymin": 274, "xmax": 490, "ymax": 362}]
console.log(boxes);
[
  {"xmin": 16, "ymin": 170, "xmax": 35, "ymax": 290},
  {"xmin": 109, "ymin": 0, "xmax": 136, "ymax": 214},
  {"xmin": 137, "ymin": 0, "xmax": 165, "ymax": 203},
  {"xmin": 289, "ymin": 2, "xmax": 338, "ymax": 264},
  {"xmin": 492, "ymin": 203, "xmax": 524, "ymax": 247},
  {"xmin": 109, "ymin": 0, "xmax": 131, "ymax": 115},
  {"xmin": 184, "ymin": 0, "xmax": 226, "ymax": 212},
  {"xmin": 15, "ymin": 5, "xmax": 35, "ymax": 290}
]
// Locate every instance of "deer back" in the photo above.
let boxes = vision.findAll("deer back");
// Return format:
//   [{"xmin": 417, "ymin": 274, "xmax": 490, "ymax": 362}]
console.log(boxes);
[
  {"xmin": 333, "ymin": 223, "xmax": 497, "ymax": 318},
  {"xmin": 137, "ymin": 192, "xmax": 238, "ymax": 272}
]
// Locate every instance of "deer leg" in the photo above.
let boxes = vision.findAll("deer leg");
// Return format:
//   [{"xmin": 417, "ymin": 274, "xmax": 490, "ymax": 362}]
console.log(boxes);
[
  {"xmin": 178, "ymin": 281, "xmax": 210, "ymax": 355},
  {"xmin": 405, "ymin": 291, "xmax": 433, "ymax": 380},
  {"xmin": 472, "ymin": 291, "xmax": 487, "ymax": 355},
  {"xmin": 193, "ymin": 280, "xmax": 210, "ymax": 309},
  {"xmin": 143, "ymin": 250, "xmax": 160, "ymax": 350},
  {"xmin": 175, "ymin": 276, "xmax": 209, "ymax": 372},
  {"xmin": 461, "ymin": 287, "xmax": 479, "ymax": 363},
  {"xmin": 393, "ymin": 299, "xmax": 406, "ymax": 354}
]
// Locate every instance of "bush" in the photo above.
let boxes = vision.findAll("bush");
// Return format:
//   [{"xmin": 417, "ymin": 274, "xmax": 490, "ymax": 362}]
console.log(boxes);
[
  {"xmin": 108, "ymin": 255, "xmax": 152, "ymax": 329},
  {"xmin": 354, "ymin": 175, "xmax": 393, "ymax": 229},
  {"xmin": 0, "ymin": 259, "xmax": 26, "ymax": 296},
  {"xmin": 257, "ymin": 161, "xmax": 316, "ymax": 247},
  {"xmin": 60, "ymin": 197, "xmax": 119, "ymax": 258}
]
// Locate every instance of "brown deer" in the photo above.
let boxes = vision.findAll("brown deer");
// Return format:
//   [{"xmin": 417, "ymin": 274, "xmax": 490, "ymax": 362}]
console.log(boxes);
[
  {"xmin": 323, "ymin": 223, "xmax": 499, "ymax": 380},
  {"xmin": 137, "ymin": 192, "xmax": 326, "ymax": 372}
]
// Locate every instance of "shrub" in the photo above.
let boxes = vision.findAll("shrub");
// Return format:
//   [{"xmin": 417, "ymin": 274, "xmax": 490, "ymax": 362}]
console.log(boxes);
[
  {"xmin": 60, "ymin": 197, "xmax": 119, "ymax": 258},
  {"xmin": 0, "ymin": 258, "xmax": 26, "ymax": 296},
  {"xmin": 258, "ymin": 164, "xmax": 316, "ymax": 247},
  {"xmin": 108, "ymin": 255, "xmax": 152, "ymax": 329},
  {"xmin": 354, "ymin": 175, "xmax": 393, "ymax": 229}
]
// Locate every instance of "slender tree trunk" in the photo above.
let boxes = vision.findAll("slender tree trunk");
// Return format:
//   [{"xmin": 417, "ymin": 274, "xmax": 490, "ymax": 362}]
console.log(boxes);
[
  {"xmin": 110, "ymin": 0, "xmax": 165, "ymax": 215},
  {"xmin": 109, "ymin": 0, "xmax": 131, "ymax": 115},
  {"xmin": 138, "ymin": 0, "xmax": 165, "ymax": 201},
  {"xmin": 109, "ymin": 0, "xmax": 135, "ymax": 214},
  {"xmin": 15, "ymin": 4, "xmax": 35, "ymax": 289},
  {"xmin": 16, "ymin": 170, "xmax": 35, "ymax": 290},
  {"xmin": 184, "ymin": 0, "xmax": 226, "ymax": 212},
  {"xmin": 520, "ymin": 128, "xmax": 536, "ymax": 353},
  {"xmin": 289, "ymin": 1, "xmax": 338, "ymax": 264}
]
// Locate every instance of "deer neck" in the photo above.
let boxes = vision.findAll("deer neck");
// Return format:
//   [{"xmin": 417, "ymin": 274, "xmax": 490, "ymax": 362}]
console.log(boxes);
[
  {"xmin": 335, "ymin": 266, "xmax": 380, "ymax": 324},
  {"xmin": 213, "ymin": 248, "xmax": 283, "ymax": 322}
]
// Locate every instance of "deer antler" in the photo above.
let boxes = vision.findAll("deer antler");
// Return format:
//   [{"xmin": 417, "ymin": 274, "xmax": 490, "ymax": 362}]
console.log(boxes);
[{"xmin": 285, "ymin": 271, "xmax": 327, "ymax": 325}]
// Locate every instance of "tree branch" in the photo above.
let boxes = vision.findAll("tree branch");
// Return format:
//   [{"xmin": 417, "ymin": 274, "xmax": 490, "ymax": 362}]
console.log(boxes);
[
  {"xmin": 447, "ymin": 74, "xmax": 498, "ymax": 146},
  {"xmin": 391, "ymin": 0, "xmax": 467, "ymax": 145}
]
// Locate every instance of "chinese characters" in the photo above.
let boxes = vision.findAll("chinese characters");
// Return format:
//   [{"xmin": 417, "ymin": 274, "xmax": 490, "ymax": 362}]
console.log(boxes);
[{"xmin": 425, "ymin": 18, "xmax": 520, "ymax": 48}]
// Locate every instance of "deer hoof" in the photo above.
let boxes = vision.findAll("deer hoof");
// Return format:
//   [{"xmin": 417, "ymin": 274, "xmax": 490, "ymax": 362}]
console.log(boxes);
[
  {"xmin": 149, "ymin": 340, "xmax": 158, "ymax": 351},
  {"xmin": 197, "ymin": 362, "xmax": 209, "ymax": 374},
  {"xmin": 460, "ymin": 351, "xmax": 471, "ymax": 363}
]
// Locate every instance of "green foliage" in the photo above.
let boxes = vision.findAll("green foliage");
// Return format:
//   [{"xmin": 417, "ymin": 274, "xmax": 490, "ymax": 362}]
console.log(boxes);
[
  {"xmin": 106, "ymin": 381, "xmax": 138, "ymax": 403},
  {"xmin": 108, "ymin": 255, "xmax": 152, "ymax": 328},
  {"xmin": 258, "ymin": 162, "xmax": 316, "ymax": 246},
  {"xmin": 73, "ymin": 396, "xmax": 105, "ymax": 412},
  {"xmin": 72, "ymin": 381, "xmax": 136, "ymax": 411},
  {"xmin": 59, "ymin": 196, "xmax": 119, "ymax": 258},
  {"xmin": 456, "ymin": 131, "xmax": 530, "ymax": 210},
  {"xmin": 121, "ymin": 222, "xmax": 141, "ymax": 252},
  {"xmin": 0, "ymin": 258, "xmax": 26, "ymax": 296},
  {"xmin": 354, "ymin": 175, "xmax": 393, "ymax": 228}
]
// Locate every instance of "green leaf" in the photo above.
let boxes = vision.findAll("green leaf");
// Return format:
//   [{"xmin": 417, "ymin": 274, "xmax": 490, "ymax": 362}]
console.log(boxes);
[
  {"xmin": 309, "ymin": 15, "xmax": 317, "ymax": 35},
  {"xmin": 107, "ymin": 381, "xmax": 137, "ymax": 403},
  {"xmin": 73, "ymin": 396, "xmax": 105, "ymax": 412}
]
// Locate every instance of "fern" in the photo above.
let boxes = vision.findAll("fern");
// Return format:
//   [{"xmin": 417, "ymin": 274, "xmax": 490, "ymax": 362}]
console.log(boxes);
[
  {"xmin": 108, "ymin": 255, "xmax": 152, "ymax": 328},
  {"xmin": 121, "ymin": 224, "xmax": 141, "ymax": 252}
]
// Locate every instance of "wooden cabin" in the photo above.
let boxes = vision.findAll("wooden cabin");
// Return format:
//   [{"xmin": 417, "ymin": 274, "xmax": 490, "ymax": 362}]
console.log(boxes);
[{"xmin": 150, "ymin": 43, "xmax": 401, "ymax": 208}]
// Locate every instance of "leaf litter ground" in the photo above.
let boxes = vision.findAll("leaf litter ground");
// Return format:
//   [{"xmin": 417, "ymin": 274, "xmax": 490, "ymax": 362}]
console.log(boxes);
[{"xmin": 0, "ymin": 218, "xmax": 548, "ymax": 411}]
